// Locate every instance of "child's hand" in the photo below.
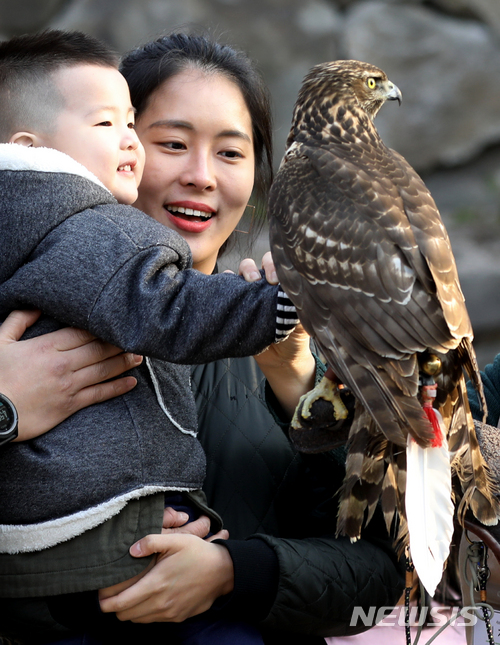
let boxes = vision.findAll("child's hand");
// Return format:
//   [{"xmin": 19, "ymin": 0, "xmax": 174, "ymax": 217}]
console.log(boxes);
[{"xmin": 161, "ymin": 507, "xmax": 228, "ymax": 541}]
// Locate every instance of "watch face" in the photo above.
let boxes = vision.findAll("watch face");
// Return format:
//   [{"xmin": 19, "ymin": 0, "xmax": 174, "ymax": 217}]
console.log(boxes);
[{"xmin": 0, "ymin": 395, "xmax": 16, "ymax": 437}]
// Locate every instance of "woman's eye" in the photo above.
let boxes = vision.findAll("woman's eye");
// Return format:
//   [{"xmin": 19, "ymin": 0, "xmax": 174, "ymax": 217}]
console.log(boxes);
[
  {"xmin": 127, "ymin": 122, "xmax": 136, "ymax": 130},
  {"xmin": 161, "ymin": 141, "xmax": 186, "ymax": 150},
  {"xmin": 96, "ymin": 121, "xmax": 112, "ymax": 127},
  {"xmin": 220, "ymin": 150, "xmax": 242, "ymax": 159}
]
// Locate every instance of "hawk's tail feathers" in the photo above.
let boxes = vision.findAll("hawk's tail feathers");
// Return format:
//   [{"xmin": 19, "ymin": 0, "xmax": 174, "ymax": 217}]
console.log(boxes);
[
  {"xmin": 346, "ymin": 361, "xmax": 435, "ymax": 448},
  {"xmin": 336, "ymin": 411, "xmax": 387, "ymax": 539},
  {"xmin": 381, "ymin": 446, "xmax": 406, "ymax": 541},
  {"xmin": 447, "ymin": 378, "xmax": 499, "ymax": 526},
  {"xmin": 453, "ymin": 439, "xmax": 500, "ymax": 528},
  {"xmin": 457, "ymin": 337, "xmax": 487, "ymax": 423}
]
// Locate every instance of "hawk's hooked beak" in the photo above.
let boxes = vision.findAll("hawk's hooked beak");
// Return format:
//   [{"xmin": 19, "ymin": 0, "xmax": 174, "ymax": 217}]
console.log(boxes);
[{"xmin": 386, "ymin": 81, "xmax": 402, "ymax": 106}]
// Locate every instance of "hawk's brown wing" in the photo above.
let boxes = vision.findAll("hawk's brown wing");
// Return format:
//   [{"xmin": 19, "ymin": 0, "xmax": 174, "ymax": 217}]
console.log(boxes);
[{"xmin": 387, "ymin": 147, "xmax": 472, "ymax": 340}]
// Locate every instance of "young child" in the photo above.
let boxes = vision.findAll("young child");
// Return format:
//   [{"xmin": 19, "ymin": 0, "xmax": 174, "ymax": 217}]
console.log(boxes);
[{"xmin": 0, "ymin": 30, "xmax": 294, "ymax": 643}]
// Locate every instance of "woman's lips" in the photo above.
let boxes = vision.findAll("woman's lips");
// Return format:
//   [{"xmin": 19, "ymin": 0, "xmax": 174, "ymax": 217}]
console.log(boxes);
[
  {"xmin": 167, "ymin": 205, "xmax": 213, "ymax": 221},
  {"xmin": 163, "ymin": 205, "xmax": 215, "ymax": 233}
]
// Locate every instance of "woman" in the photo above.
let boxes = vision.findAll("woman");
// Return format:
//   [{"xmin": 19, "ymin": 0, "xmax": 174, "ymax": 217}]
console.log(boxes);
[{"xmin": 0, "ymin": 33, "xmax": 404, "ymax": 644}]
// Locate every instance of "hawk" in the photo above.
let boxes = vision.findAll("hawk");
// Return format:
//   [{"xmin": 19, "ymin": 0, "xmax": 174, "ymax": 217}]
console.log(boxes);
[{"xmin": 268, "ymin": 59, "xmax": 500, "ymax": 595}]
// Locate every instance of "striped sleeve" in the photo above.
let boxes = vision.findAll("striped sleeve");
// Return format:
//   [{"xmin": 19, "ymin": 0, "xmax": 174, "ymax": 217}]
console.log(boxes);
[{"xmin": 275, "ymin": 288, "xmax": 299, "ymax": 342}]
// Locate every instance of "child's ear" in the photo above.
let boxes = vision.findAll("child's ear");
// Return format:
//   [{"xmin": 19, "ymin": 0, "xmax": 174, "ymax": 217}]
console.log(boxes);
[{"xmin": 9, "ymin": 132, "xmax": 38, "ymax": 147}]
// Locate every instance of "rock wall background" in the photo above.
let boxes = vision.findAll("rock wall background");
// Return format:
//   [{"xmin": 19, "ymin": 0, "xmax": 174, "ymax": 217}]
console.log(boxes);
[{"xmin": 2, "ymin": 0, "xmax": 500, "ymax": 366}]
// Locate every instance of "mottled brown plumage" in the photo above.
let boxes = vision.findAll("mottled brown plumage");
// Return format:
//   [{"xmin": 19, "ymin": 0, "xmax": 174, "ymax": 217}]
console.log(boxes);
[{"xmin": 268, "ymin": 60, "xmax": 499, "ymax": 551}]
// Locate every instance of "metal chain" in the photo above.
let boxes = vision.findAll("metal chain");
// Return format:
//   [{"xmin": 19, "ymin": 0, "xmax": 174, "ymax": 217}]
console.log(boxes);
[
  {"xmin": 405, "ymin": 548, "xmax": 415, "ymax": 645},
  {"xmin": 466, "ymin": 539, "xmax": 495, "ymax": 645},
  {"xmin": 402, "ymin": 541, "xmax": 496, "ymax": 645}
]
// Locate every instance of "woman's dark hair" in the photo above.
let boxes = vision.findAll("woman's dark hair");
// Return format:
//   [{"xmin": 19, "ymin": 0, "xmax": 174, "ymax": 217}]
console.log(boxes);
[{"xmin": 120, "ymin": 32, "xmax": 273, "ymax": 257}]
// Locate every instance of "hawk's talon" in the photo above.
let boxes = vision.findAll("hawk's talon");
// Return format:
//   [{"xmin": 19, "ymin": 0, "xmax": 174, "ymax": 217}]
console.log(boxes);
[{"xmin": 291, "ymin": 374, "xmax": 348, "ymax": 430}]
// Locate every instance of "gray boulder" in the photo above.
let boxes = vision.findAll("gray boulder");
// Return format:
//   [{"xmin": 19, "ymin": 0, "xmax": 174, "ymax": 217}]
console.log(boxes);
[{"xmin": 343, "ymin": 1, "xmax": 500, "ymax": 171}]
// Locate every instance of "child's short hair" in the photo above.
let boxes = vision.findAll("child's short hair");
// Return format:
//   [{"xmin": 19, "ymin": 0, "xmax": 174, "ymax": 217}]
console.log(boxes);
[{"xmin": 0, "ymin": 30, "xmax": 119, "ymax": 142}]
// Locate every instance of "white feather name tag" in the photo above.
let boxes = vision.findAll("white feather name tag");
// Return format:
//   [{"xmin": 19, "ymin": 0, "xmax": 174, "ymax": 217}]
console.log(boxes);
[{"xmin": 406, "ymin": 410, "xmax": 454, "ymax": 597}]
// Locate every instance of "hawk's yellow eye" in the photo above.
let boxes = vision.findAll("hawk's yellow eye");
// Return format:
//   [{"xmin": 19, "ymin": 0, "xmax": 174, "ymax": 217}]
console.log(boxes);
[{"xmin": 367, "ymin": 78, "xmax": 376, "ymax": 89}]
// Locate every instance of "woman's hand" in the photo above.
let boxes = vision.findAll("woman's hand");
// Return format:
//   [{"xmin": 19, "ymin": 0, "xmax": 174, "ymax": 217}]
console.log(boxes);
[
  {"xmin": 237, "ymin": 251, "xmax": 277, "ymax": 284},
  {"xmin": 0, "ymin": 310, "xmax": 142, "ymax": 441},
  {"xmin": 238, "ymin": 253, "xmax": 316, "ymax": 418},
  {"xmin": 99, "ymin": 508, "xmax": 232, "ymax": 623},
  {"xmin": 254, "ymin": 324, "xmax": 316, "ymax": 418}
]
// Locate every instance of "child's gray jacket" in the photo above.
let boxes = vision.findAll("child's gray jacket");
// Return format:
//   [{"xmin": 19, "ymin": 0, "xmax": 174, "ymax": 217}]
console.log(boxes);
[{"xmin": 0, "ymin": 144, "xmax": 290, "ymax": 579}]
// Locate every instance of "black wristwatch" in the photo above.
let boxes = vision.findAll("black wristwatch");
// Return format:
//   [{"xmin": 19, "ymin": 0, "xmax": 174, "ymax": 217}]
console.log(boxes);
[{"xmin": 0, "ymin": 393, "xmax": 18, "ymax": 446}]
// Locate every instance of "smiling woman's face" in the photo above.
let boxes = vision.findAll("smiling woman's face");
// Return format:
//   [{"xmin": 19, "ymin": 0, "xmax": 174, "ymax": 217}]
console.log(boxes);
[{"xmin": 134, "ymin": 68, "xmax": 255, "ymax": 275}]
